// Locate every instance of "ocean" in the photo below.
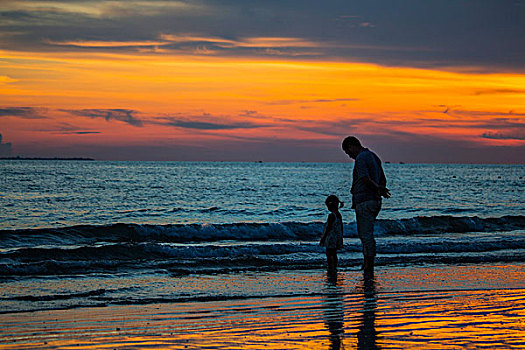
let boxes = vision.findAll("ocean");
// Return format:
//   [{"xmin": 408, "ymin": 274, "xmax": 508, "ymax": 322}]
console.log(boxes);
[{"xmin": 0, "ymin": 160, "xmax": 524, "ymax": 315}]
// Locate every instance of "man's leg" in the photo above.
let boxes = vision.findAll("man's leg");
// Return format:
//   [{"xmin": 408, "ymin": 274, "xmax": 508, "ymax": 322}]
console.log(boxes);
[{"xmin": 356, "ymin": 200, "xmax": 381, "ymax": 277}]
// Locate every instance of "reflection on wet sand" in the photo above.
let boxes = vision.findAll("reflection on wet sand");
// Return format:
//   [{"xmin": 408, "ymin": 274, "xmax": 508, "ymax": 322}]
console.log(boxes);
[
  {"xmin": 322, "ymin": 271, "xmax": 381, "ymax": 350},
  {"xmin": 323, "ymin": 271, "xmax": 345, "ymax": 349},
  {"xmin": 357, "ymin": 277, "xmax": 380, "ymax": 350}
]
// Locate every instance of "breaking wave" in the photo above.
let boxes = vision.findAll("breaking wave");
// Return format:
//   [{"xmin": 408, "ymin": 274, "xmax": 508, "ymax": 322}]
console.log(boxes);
[
  {"xmin": 0, "ymin": 215, "xmax": 523, "ymax": 277},
  {"xmin": 1, "ymin": 215, "xmax": 523, "ymax": 247}
]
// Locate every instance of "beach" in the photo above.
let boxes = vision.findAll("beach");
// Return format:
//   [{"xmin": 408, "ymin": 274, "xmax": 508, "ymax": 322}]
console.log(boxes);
[{"xmin": 1, "ymin": 263, "xmax": 524, "ymax": 349}]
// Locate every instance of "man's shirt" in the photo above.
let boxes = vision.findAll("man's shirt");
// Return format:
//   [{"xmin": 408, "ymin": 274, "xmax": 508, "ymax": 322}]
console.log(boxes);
[{"xmin": 351, "ymin": 148, "xmax": 386, "ymax": 207}]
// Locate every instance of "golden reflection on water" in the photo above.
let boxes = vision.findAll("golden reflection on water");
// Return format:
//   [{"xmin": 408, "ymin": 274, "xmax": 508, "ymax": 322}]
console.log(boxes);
[
  {"xmin": 377, "ymin": 289, "xmax": 525, "ymax": 349},
  {"xmin": 1, "ymin": 269, "xmax": 525, "ymax": 349}
]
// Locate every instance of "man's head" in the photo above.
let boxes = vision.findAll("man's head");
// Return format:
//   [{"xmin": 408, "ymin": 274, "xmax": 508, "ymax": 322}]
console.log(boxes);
[{"xmin": 342, "ymin": 136, "xmax": 362, "ymax": 159}]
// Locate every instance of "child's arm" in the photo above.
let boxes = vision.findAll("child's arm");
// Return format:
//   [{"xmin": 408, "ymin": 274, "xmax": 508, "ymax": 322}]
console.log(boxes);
[{"xmin": 320, "ymin": 213, "xmax": 335, "ymax": 245}]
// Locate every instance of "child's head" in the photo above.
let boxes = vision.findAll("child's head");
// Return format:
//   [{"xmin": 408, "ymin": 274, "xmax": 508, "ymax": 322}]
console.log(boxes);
[{"xmin": 325, "ymin": 195, "xmax": 344, "ymax": 211}]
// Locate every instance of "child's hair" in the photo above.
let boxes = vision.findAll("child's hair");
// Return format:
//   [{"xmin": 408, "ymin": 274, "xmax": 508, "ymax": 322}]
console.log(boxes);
[{"xmin": 325, "ymin": 195, "xmax": 344, "ymax": 208}]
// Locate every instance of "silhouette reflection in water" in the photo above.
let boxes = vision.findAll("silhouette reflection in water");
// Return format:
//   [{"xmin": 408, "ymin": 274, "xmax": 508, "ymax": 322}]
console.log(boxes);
[
  {"xmin": 323, "ymin": 270, "xmax": 345, "ymax": 349},
  {"xmin": 357, "ymin": 277, "xmax": 380, "ymax": 349}
]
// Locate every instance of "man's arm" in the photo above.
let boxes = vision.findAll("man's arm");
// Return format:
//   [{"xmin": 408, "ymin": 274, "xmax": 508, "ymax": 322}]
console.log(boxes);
[
  {"xmin": 355, "ymin": 155, "xmax": 391, "ymax": 198},
  {"xmin": 361, "ymin": 176, "xmax": 391, "ymax": 198}
]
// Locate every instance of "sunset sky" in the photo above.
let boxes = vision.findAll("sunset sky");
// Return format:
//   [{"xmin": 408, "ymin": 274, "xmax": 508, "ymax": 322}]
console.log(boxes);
[{"xmin": 1, "ymin": 0, "xmax": 524, "ymax": 162}]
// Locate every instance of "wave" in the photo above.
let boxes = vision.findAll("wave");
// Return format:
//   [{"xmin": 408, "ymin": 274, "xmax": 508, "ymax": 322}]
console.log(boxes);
[
  {"xmin": 2, "ymin": 235, "xmax": 525, "ymax": 277},
  {"xmin": 1, "ymin": 215, "xmax": 524, "ymax": 248},
  {"xmin": 1, "ymin": 215, "xmax": 523, "ymax": 277},
  {"xmin": 3, "ymin": 232, "xmax": 525, "ymax": 261}
]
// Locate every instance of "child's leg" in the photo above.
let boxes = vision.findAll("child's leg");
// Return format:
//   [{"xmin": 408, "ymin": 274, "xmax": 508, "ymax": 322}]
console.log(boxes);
[{"xmin": 326, "ymin": 248, "xmax": 337, "ymax": 270}]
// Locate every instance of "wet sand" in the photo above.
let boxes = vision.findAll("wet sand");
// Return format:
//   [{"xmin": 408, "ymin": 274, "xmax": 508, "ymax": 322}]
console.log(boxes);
[{"xmin": 1, "ymin": 263, "xmax": 525, "ymax": 349}]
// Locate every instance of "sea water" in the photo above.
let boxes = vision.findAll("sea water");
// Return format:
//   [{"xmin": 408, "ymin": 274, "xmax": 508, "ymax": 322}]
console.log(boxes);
[{"xmin": 0, "ymin": 160, "xmax": 524, "ymax": 313}]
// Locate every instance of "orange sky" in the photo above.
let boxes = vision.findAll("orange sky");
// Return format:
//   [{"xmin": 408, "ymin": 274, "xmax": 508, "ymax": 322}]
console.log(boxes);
[{"xmin": 2, "ymin": 48, "xmax": 525, "ymax": 161}]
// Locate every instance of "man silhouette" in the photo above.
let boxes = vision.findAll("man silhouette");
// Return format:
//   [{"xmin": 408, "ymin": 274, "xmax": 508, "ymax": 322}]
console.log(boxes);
[{"xmin": 342, "ymin": 136, "xmax": 390, "ymax": 278}]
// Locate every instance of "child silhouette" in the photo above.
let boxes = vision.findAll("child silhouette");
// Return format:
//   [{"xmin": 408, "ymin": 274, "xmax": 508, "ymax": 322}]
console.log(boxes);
[{"xmin": 320, "ymin": 195, "xmax": 344, "ymax": 271}]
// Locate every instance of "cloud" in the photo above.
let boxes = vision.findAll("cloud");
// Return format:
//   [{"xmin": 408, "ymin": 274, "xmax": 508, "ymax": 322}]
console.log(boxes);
[
  {"xmin": 154, "ymin": 34, "xmax": 324, "ymax": 57},
  {"xmin": 65, "ymin": 109, "xmax": 143, "ymax": 126},
  {"xmin": 446, "ymin": 109, "xmax": 525, "ymax": 118},
  {"xmin": 267, "ymin": 98, "xmax": 359, "ymax": 105},
  {"xmin": 45, "ymin": 39, "xmax": 171, "ymax": 48},
  {"xmin": 55, "ymin": 129, "xmax": 102, "ymax": 135},
  {"xmin": 166, "ymin": 120, "xmax": 256, "ymax": 130},
  {"xmin": 30, "ymin": 121, "xmax": 102, "ymax": 135},
  {"xmin": 160, "ymin": 34, "xmax": 321, "ymax": 49},
  {"xmin": 3, "ymin": 0, "xmax": 524, "ymax": 71},
  {"xmin": 0, "ymin": 107, "xmax": 46, "ymax": 119},
  {"xmin": 415, "ymin": 107, "xmax": 525, "ymax": 128},
  {"xmin": 474, "ymin": 89, "xmax": 525, "ymax": 96},
  {"xmin": 481, "ymin": 131, "xmax": 525, "ymax": 141},
  {"xmin": 281, "ymin": 108, "xmax": 525, "ymax": 143},
  {"xmin": 0, "ymin": 1, "xmax": 198, "ymax": 21},
  {"xmin": 155, "ymin": 114, "xmax": 265, "ymax": 130},
  {"xmin": 97, "ymin": 1, "xmax": 202, "ymax": 18}
]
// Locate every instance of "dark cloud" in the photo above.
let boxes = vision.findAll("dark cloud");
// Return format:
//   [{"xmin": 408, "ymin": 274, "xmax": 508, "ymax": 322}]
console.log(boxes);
[
  {"xmin": 267, "ymin": 98, "xmax": 359, "ymax": 105},
  {"xmin": 474, "ymin": 89, "xmax": 525, "ymax": 96},
  {"xmin": 482, "ymin": 131, "xmax": 525, "ymax": 141},
  {"xmin": 155, "ymin": 115, "xmax": 265, "ymax": 130},
  {"xmin": 469, "ymin": 118, "xmax": 525, "ymax": 130},
  {"xmin": 65, "ymin": 109, "xmax": 143, "ymax": 126},
  {"xmin": 30, "ymin": 122, "xmax": 102, "ymax": 134},
  {"xmin": 166, "ymin": 120, "xmax": 257, "ymax": 130},
  {"xmin": 0, "ymin": 107, "xmax": 46, "ymax": 119},
  {"xmin": 0, "ymin": 10, "xmax": 35, "ymax": 22},
  {"xmin": 2, "ymin": 0, "xmax": 525, "ymax": 71},
  {"xmin": 404, "ymin": 116, "xmax": 525, "ymax": 132},
  {"xmin": 447, "ymin": 109, "xmax": 525, "ymax": 118}
]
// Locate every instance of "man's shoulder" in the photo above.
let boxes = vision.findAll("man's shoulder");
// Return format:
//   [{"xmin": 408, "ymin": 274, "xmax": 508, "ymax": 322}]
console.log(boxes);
[{"xmin": 356, "ymin": 148, "xmax": 377, "ymax": 161}]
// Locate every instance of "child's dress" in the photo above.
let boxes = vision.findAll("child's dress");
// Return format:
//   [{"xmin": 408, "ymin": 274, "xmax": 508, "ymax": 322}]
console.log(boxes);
[{"xmin": 322, "ymin": 213, "xmax": 344, "ymax": 250}]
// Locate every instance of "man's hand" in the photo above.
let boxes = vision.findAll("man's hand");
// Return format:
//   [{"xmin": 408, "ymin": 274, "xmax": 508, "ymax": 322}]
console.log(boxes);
[
  {"xmin": 363, "ymin": 176, "xmax": 391, "ymax": 199},
  {"xmin": 379, "ymin": 186, "xmax": 391, "ymax": 199}
]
